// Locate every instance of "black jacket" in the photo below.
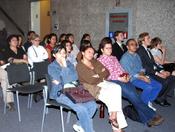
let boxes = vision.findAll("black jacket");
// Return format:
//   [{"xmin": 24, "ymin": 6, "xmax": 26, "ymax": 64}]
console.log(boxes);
[
  {"xmin": 137, "ymin": 45, "xmax": 163, "ymax": 75},
  {"xmin": 112, "ymin": 42, "xmax": 127, "ymax": 61}
]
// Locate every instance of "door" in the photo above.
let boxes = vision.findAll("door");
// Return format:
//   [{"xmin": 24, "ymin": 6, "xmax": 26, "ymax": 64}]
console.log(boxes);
[{"xmin": 31, "ymin": 0, "xmax": 51, "ymax": 39}]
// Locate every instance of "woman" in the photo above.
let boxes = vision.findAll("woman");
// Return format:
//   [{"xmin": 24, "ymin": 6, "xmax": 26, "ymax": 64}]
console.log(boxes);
[
  {"xmin": 45, "ymin": 33, "xmax": 57, "ymax": 62},
  {"xmin": 65, "ymin": 33, "xmax": 79, "ymax": 57},
  {"xmin": 27, "ymin": 34, "xmax": 48, "ymax": 66},
  {"xmin": 2, "ymin": 34, "xmax": 29, "ymax": 111},
  {"xmin": 80, "ymin": 34, "xmax": 91, "ymax": 48},
  {"xmin": 17, "ymin": 34, "xmax": 26, "ymax": 53},
  {"xmin": 4, "ymin": 34, "xmax": 28, "ymax": 64},
  {"xmin": 76, "ymin": 46, "xmax": 127, "ymax": 132},
  {"xmin": 150, "ymin": 37, "xmax": 175, "ymax": 75},
  {"xmin": 48, "ymin": 45, "xmax": 97, "ymax": 132},
  {"xmin": 62, "ymin": 40, "xmax": 77, "ymax": 66},
  {"xmin": 77, "ymin": 40, "xmax": 92, "ymax": 63}
]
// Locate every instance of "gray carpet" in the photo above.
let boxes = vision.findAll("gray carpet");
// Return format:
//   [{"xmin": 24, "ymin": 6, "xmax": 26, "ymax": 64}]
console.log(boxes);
[{"xmin": 0, "ymin": 94, "xmax": 175, "ymax": 132}]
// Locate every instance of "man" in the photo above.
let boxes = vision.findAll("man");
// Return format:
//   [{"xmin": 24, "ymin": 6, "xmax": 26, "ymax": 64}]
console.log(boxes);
[
  {"xmin": 120, "ymin": 38, "xmax": 162, "ymax": 111},
  {"xmin": 23, "ymin": 31, "xmax": 35, "ymax": 52},
  {"xmin": 112, "ymin": 31, "xmax": 127, "ymax": 61},
  {"xmin": 137, "ymin": 32, "xmax": 175, "ymax": 107},
  {"xmin": 0, "ymin": 51, "xmax": 15, "ymax": 111}
]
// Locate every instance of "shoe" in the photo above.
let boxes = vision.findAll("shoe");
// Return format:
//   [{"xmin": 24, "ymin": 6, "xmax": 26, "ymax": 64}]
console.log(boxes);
[
  {"xmin": 33, "ymin": 93, "xmax": 43, "ymax": 103},
  {"xmin": 148, "ymin": 102, "xmax": 156, "ymax": 111},
  {"xmin": 73, "ymin": 124, "xmax": 85, "ymax": 132},
  {"xmin": 7, "ymin": 102, "xmax": 15, "ymax": 111},
  {"xmin": 163, "ymin": 100, "xmax": 171, "ymax": 106},
  {"xmin": 154, "ymin": 100, "xmax": 171, "ymax": 107},
  {"xmin": 147, "ymin": 115, "xmax": 164, "ymax": 127}
]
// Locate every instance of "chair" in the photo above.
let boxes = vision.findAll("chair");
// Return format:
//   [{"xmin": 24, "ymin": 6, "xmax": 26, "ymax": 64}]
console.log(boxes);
[
  {"xmin": 41, "ymin": 74, "xmax": 72, "ymax": 132},
  {"xmin": 28, "ymin": 61, "xmax": 50, "ymax": 108},
  {"xmin": 4, "ymin": 63, "xmax": 45, "ymax": 122}
]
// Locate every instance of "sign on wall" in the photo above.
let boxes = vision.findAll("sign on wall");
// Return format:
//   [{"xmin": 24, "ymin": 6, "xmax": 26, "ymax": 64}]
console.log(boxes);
[{"xmin": 106, "ymin": 8, "xmax": 132, "ymax": 40}]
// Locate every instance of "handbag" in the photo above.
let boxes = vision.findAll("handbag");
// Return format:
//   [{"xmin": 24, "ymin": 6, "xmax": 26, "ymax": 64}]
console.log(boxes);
[
  {"xmin": 123, "ymin": 105, "xmax": 141, "ymax": 123},
  {"xmin": 63, "ymin": 85, "xmax": 95, "ymax": 103}
]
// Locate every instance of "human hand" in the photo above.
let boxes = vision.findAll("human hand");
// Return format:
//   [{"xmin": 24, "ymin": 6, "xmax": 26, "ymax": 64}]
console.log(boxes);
[
  {"xmin": 52, "ymin": 80, "xmax": 60, "ymax": 85},
  {"xmin": 157, "ymin": 72, "xmax": 167, "ymax": 79},
  {"xmin": 101, "ymin": 68, "xmax": 105, "ymax": 72},
  {"xmin": 92, "ymin": 74, "xmax": 99, "ymax": 78},
  {"xmin": 161, "ymin": 45, "xmax": 166, "ymax": 53},
  {"xmin": 138, "ymin": 75, "xmax": 150, "ymax": 83},
  {"xmin": 119, "ymin": 73, "xmax": 130, "ymax": 83},
  {"xmin": 161, "ymin": 71, "xmax": 170, "ymax": 77}
]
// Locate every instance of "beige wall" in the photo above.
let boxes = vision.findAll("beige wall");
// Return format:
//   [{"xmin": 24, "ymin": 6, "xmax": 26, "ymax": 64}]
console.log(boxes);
[
  {"xmin": 40, "ymin": 0, "xmax": 51, "ymax": 39},
  {"xmin": 53, "ymin": 0, "xmax": 175, "ymax": 61}
]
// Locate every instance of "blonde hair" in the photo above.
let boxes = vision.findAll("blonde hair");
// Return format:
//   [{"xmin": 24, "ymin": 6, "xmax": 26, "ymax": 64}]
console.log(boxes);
[
  {"xmin": 138, "ymin": 32, "xmax": 149, "ymax": 45},
  {"xmin": 30, "ymin": 33, "xmax": 40, "ymax": 40}
]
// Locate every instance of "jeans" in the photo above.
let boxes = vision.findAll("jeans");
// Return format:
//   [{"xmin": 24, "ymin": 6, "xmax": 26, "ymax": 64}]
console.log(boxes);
[
  {"xmin": 55, "ymin": 94, "xmax": 97, "ymax": 132},
  {"xmin": 111, "ymin": 80, "xmax": 156, "ymax": 124},
  {"xmin": 131, "ymin": 78, "xmax": 162, "ymax": 104}
]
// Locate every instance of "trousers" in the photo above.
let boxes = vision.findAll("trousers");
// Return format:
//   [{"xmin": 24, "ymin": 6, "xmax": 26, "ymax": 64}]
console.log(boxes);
[
  {"xmin": 97, "ymin": 80, "xmax": 128, "ymax": 129},
  {"xmin": 56, "ymin": 94, "xmax": 97, "ymax": 132},
  {"xmin": 111, "ymin": 80, "xmax": 156, "ymax": 124},
  {"xmin": 0, "ymin": 67, "xmax": 14, "ymax": 103},
  {"xmin": 131, "ymin": 78, "xmax": 162, "ymax": 104}
]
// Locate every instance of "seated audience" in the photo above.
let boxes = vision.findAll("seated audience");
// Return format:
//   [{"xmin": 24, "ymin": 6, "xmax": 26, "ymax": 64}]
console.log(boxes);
[
  {"xmin": 48, "ymin": 45, "xmax": 97, "ymax": 132},
  {"xmin": 97, "ymin": 37, "xmax": 163, "ymax": 126},
  {"xmin": 45, "ymin": 33, "xmax": 57, "ymax": 62},
  {"xmin": 120, "ymin": 38, "xmax": 162, "ymax": 111},
  {"xmin": 65, "ymin": 33, "xmax": 79, "ymax": 57},
  {"xmin": 150, "ymin": 37, "xmax": 175, "ymax": 75},
  {"xmin": 27, "ymin": 34, "xmax": 48, "ymax": 66},
  {"xmin": 4, "ymin": 34, "xmax": 28, "ymax": 64},
  {"xmin": 0, "ymin": 51, "xmax": 15, "ymax": 111},
  {"xmin": 58, "ymin": 33, "xmax": 66, "ymax": 45},
  {"xmin": 40, "ymin": 34, "xmax": 50, "ymax": 47},
  {"xmin": 80, "ymin": 33, "xmax": 91, "ymax": 47},
  {"xmin": 77, "ymin": 40, "xmax": 92, "ymax": 63},
  {"xmin": 76, "ymin": 46, "xmax": 127, "ymax": 132},
  {"xmin": 17, "ymin": 34, "xmax": 26, "ymax": 53},
  {"xmin": 1, "ymin": 34, "xmax": 28, "ymax": 111},
  {"xmin": 62, "ymin": 40, "xmax": 77, "ymax": 66},
  {"xmin": 137, "ymin": 32, "xmax": 175, "ymax": 107},
  {"xmin": 112, "ymin": 31, "xmax": 127, "ymax": 61},
  {"xmin": 23, "ymin": 31, "xmax": 35, "ymax": 52}
]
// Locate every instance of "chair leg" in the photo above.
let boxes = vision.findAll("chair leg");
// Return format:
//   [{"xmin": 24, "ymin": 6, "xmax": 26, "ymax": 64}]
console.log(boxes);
[
  {"xmin": 27, "ymin": 94, "xmax": 31, "ymax": 109},
  {"xmin": 60, "ymin": 106, "xmax": 65, "ymax": 132},
  {"xmin": 4, "ymin": 101, "xmax": 7, "ymax": 114},
  {"xmin": 16, "ymin": 91, "xmax": 21, "ymax": 122},
  {"xmin": 41, "ymin": 105, "xmax": 47, "ymax": 132},
  {"xmin": 66, "ymin": 111, "xmax": 71, "ymax": 124},
  {"xmin": 4, "ymin": 90, "xmax": 7, "ymax": 114},
  {"xmin": 29, "ymin": 94, "xmax": 33, "ymax": 108}
]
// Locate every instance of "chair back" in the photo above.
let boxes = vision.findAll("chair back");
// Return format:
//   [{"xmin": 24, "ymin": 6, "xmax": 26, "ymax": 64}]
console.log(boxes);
[
  {"xmin": 32, "ymin": 61, "xmax": 49, "ymax": 81},
  {"xmin": 45, "ymin": 74, "xmax": 52, "ymax": 98},
  {"xmin": 6, "ymin": 64, "xmax": 30, "ymax": 85}
]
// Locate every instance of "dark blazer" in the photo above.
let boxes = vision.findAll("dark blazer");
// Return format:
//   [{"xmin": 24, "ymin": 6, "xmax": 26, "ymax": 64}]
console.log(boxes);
[
  {"xmin": 112, "ymin": 42, "xmax": 127, "ymax": 61},
  {"xmin": 137, "ymin": 45, "xmax": 162, "ymax": 75}
]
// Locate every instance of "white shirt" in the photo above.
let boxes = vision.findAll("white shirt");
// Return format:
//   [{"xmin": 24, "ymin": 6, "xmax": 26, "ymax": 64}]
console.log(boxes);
[
  {"xmin": 71, "ymin": 44, "xmax": 79, "ymax": 58},
  {"xmin": 150, "ymin": 48, "xmax": 162, "ymax": 58},
  {"xmin": 27, "ymin": 45, "xmax": 48, "ymax": 66},
  {"xmin": 116, "ymin": 41, "xmax": 124, "ymax": 50}
]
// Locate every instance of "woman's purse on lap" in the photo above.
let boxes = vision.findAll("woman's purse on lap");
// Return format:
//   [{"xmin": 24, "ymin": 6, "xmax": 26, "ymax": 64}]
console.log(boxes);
[{"xmin": 63, "ymin": 85, "xmax": 95, "ymax": 103}]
